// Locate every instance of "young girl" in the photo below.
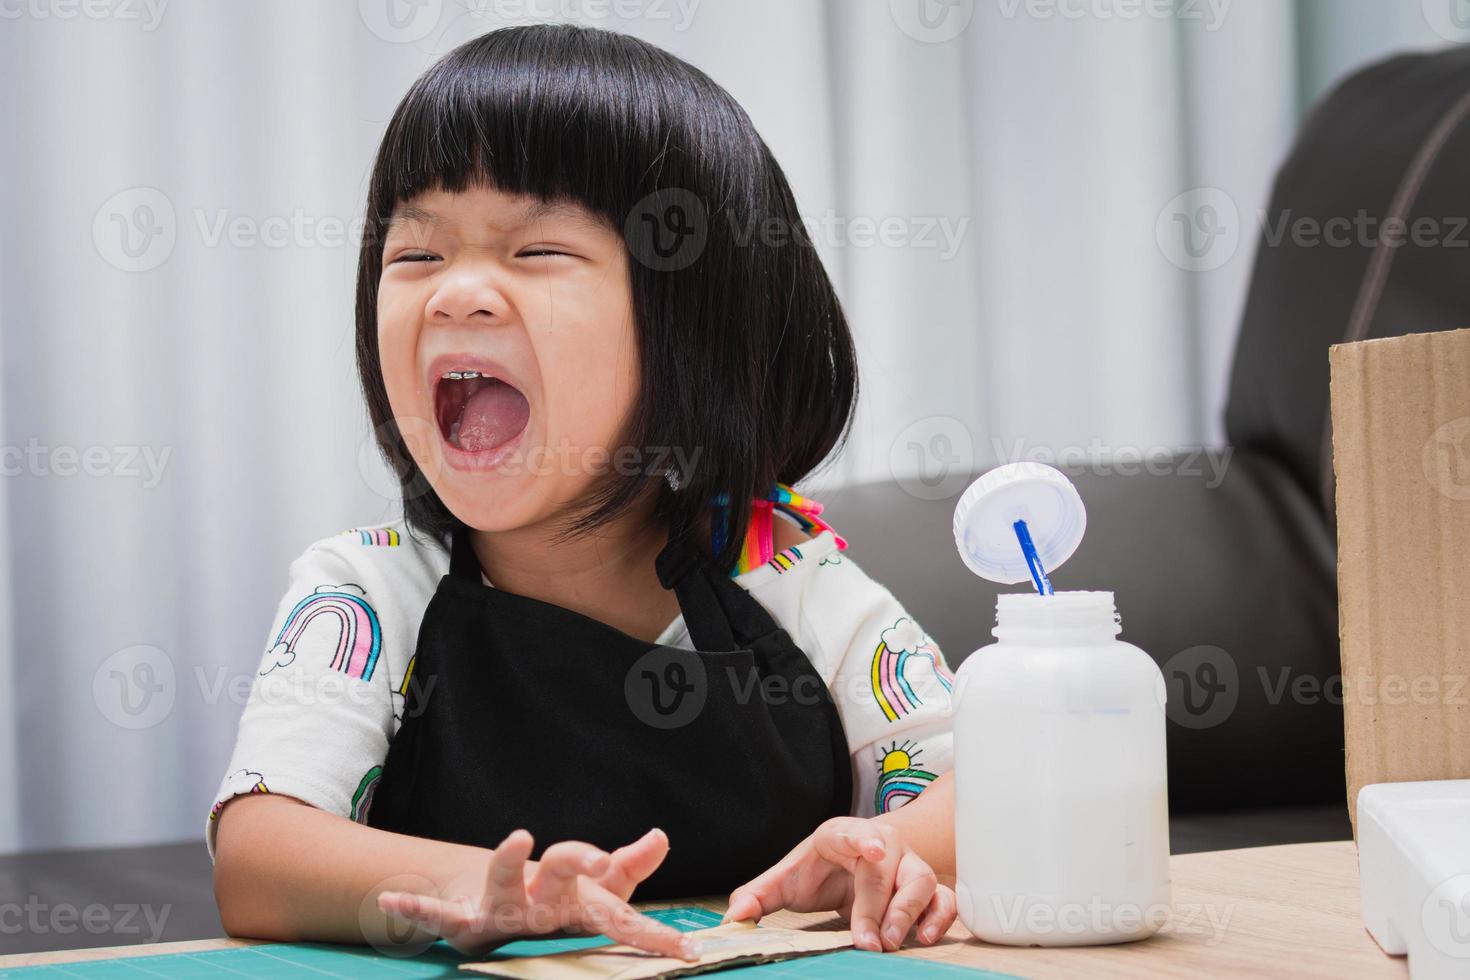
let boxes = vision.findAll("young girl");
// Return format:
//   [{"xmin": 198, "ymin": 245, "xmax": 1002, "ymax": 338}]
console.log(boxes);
[{"xmin": 208, "ymin": 23, "xmax": 958, "ymax": 961}]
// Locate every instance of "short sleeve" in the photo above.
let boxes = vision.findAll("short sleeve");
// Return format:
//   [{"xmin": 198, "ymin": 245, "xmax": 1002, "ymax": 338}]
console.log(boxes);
[
  {"xmin": 791, "ymin": 547, "xmax": 956, "ymax": 819},
  {"xmin": 204, "ymin": 536, "xmax": 407, "ymax": 861}
]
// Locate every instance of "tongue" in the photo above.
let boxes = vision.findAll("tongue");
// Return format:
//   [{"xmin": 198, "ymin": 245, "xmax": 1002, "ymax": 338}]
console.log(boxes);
[{"xmin": 456, "ymin": 382, "xmax": 530, "ymax": 453}]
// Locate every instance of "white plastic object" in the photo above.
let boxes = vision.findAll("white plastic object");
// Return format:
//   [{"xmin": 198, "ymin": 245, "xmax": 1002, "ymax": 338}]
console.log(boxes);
[
  {"xmin": 1358, "ymin": 779, "xmax": 1470, "ymax": 978},
  {"xmin": 953, "ymin": 462, "xmax": 1086, "ymax": 584},
  {"xmin": 952, "ymin": 591, "xmax": 1172, "ymax": 946}
]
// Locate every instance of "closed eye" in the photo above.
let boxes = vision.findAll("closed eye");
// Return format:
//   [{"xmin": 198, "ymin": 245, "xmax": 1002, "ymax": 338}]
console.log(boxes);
[
  {"xmin": 389, "ymin": 252, "xmax": 439, "ymax": 264},
  {"xmin": 518, "ymin": 248, "xmax": 573, "ymax": 259}
]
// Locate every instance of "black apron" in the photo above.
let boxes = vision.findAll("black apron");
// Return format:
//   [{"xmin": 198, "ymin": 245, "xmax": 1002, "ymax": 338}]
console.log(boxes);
[{"xmin": 367, "ymin": 524, "xmax": 852, "ymax": 898}]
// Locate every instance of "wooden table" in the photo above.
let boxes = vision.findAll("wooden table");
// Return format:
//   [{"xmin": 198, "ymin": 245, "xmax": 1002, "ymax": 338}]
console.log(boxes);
[{"xmin": 0, "ymin": 841, "xmax": 1404, "ymax": 978}]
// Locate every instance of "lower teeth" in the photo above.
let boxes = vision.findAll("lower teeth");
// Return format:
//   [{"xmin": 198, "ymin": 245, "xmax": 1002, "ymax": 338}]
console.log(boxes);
[{"xmin": 449, "ymin": 420, "xmax": 461, "ymax": 444}]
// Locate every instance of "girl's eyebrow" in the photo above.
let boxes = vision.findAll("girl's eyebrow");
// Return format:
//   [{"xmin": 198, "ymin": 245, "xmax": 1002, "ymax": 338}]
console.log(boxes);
[
  {"xmin": 386, "ymin": 200, "xmax": 602, "ymax": 233},
  {"xmin": 387, "ymin": 204, "xmax": 443, "ymax": 231}
]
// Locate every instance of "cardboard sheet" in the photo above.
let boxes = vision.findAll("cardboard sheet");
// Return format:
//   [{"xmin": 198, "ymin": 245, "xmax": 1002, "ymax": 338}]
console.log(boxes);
[
  {"xmin": 1329, "ymin": 327, "xmax": 1470, "ymax": 832},
  {"xmin": 460, "ymin": 921, "xmax": 853, "ymax": 979}
]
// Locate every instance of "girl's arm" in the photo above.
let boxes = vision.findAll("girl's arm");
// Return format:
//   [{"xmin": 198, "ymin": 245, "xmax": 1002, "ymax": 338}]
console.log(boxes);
[
  {"xmin": 213, "ymin": 792, "xmax": 490, "ymax": 946},
  {"xmin": 873, "ymin": 771, "xmax": 955, "ymax": 878},
  {"xmin": 213, "ymin": 793, "xmax": 695, "ymax": 958}
]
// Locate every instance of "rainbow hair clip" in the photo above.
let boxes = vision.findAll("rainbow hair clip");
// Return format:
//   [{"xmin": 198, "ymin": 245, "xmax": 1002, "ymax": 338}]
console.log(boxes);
[{"xmin": 712, "ymin": 482, "xmax": 849, "ymax": 576}]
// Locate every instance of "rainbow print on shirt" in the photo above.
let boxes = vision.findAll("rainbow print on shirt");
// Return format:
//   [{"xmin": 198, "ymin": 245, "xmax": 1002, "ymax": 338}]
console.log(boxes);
[
  {"xmin": 351, "ymin": 765, "xmax": 383, "ymax": 823},
  {"xmin": 344, "ymin": 527, "xmax": 400, "ymax": 547},
  {"xmin": 766, "ymin": 544, "xmax": 804, "ymax": 574},
  {"xmin": 875, "ymin": 741, "xmax": 935, "ymax": 813},
  {"xmin": 260, "ymin": 583, "xmax": 382, "ymax": 683},
  {"xmin": 870, "ymin": 617, "xmax": 953, "ymax": 722},
  {"xmin": 391, "ymin": 653, "xmax": 417, "ymax": 724},
  {"xmin": 209, "ymin": 769, "xmax": 269, "ymax": 822}
]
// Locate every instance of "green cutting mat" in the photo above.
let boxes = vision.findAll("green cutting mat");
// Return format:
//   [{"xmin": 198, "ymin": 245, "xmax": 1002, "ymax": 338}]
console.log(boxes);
[{"xmin": 0, "ymin": 907, "xmax": 1020, "ymax": 979}]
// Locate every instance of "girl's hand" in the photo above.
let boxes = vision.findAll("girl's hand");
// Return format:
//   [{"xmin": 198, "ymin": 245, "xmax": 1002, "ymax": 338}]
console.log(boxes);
[
  {"xmin": 723, "ymin": 817, "xmax": 956, "ymax": 952},
  {"xmin": 377, "ymin": 828, "xmax": 696, "ymax": 960}
]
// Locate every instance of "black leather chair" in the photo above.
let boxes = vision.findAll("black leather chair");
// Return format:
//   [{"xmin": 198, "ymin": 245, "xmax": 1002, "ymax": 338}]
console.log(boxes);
[{"xmin": 826, "ymin": 45, "xmax": 1470, "ymax": 845}]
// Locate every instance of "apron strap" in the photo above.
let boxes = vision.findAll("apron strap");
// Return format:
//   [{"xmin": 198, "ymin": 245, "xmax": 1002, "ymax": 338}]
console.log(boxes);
[
  {"xmin": 656, "ymin": 532, "xmax": 742, "ymax": 652},
  {"xmin": 448, "ymin": 524, "xmax": 484, "ymax": 582}
]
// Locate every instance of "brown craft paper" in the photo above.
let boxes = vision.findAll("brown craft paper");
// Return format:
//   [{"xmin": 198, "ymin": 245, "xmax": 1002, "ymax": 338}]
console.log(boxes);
[{"xmin": 459, "ymin": 921, "xmax": 853, "ymax": 980}]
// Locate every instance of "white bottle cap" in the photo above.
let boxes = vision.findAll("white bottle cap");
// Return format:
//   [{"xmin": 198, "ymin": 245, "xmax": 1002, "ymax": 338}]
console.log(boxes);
[{"xmin": 952, "ymin": 462, "xmax": 1087, "ymax": 584}]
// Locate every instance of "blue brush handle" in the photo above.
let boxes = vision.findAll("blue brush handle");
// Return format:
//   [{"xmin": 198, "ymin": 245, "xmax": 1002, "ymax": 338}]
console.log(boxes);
[{"xmin": 1012, "ymin": 519, "xmax": 1054, "ymax": 595}]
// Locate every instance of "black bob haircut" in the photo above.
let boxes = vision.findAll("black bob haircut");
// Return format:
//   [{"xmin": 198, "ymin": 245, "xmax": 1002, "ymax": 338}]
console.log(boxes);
[{"xmin": 355, "ymin": 23, "xmax": 858, "ymax": 573}]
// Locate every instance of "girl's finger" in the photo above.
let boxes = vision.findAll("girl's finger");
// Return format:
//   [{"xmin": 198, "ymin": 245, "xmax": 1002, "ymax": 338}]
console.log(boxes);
[
  {"xmin": 575, "ymin": 878, "xmax": 697, "ymax": 961},
  {"xmin": 878, "ymin": 852, "xmax": 938, "ymax": 951},
  {"xmin": 539, "ymin": 841, "xmax": 612, "ymax": 881},
  {"xmin": 723, "ymin": 829, "xmax": 828, "ymax": 923},
  {"xmin": 808, "ymin": 818, "xmax": 876, "ymax": 871},
  {"xmin": 914, "ymin": 884, "xmax": 958, "ymax": 945},
  {"xmin": 529, "ymin": 841, "xmax": 612, "ymax": 922},
  {"xmin": 598, "ymin": 828, "xmax": 670, "ymax": 899},
  {"xmin": 723, "ymin": 868, "xmax": 786, "ymax": 923},
  {"xmin": 485, "ymin": 830, "xmax": 534, "ymax": 913},
  {"xmin": 847, "ymin": 824, "xmax": 900, "ymax": 953}
]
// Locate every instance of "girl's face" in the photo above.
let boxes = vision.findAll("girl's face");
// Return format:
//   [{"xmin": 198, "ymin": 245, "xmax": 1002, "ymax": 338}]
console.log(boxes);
[{"xmin": 377, "ymin": 184, "xmax": 639, "ymax": 532}]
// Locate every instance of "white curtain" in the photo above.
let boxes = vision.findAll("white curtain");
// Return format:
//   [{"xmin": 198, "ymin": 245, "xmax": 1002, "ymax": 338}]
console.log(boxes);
[{"xmin": 0, "ymin": 0, "xmax": 1461, "ymax": 852}]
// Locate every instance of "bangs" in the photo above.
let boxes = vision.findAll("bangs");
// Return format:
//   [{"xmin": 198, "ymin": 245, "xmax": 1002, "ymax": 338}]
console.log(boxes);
[{"xmin": 366, "ymin": 26, "xmax": 755, "ymax": 236}]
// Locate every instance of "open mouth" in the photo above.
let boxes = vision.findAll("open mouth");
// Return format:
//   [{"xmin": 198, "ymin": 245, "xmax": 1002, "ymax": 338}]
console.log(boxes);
[{"xmin": 434, "ymin": 370, "xmax": 531, "ymax": 454}]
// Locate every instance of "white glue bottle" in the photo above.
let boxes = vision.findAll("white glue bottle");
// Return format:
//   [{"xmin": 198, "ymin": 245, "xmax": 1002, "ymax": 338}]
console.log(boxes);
[{"xmin": 949, "ymin": 462, "xmax": 1172, "ymax": 946}]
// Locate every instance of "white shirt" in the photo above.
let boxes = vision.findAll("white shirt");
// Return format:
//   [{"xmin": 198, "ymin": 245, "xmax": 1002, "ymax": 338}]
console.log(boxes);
[{"xmin": 206, "ymin": 518, "xmax": 955, "ymax": 861}]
